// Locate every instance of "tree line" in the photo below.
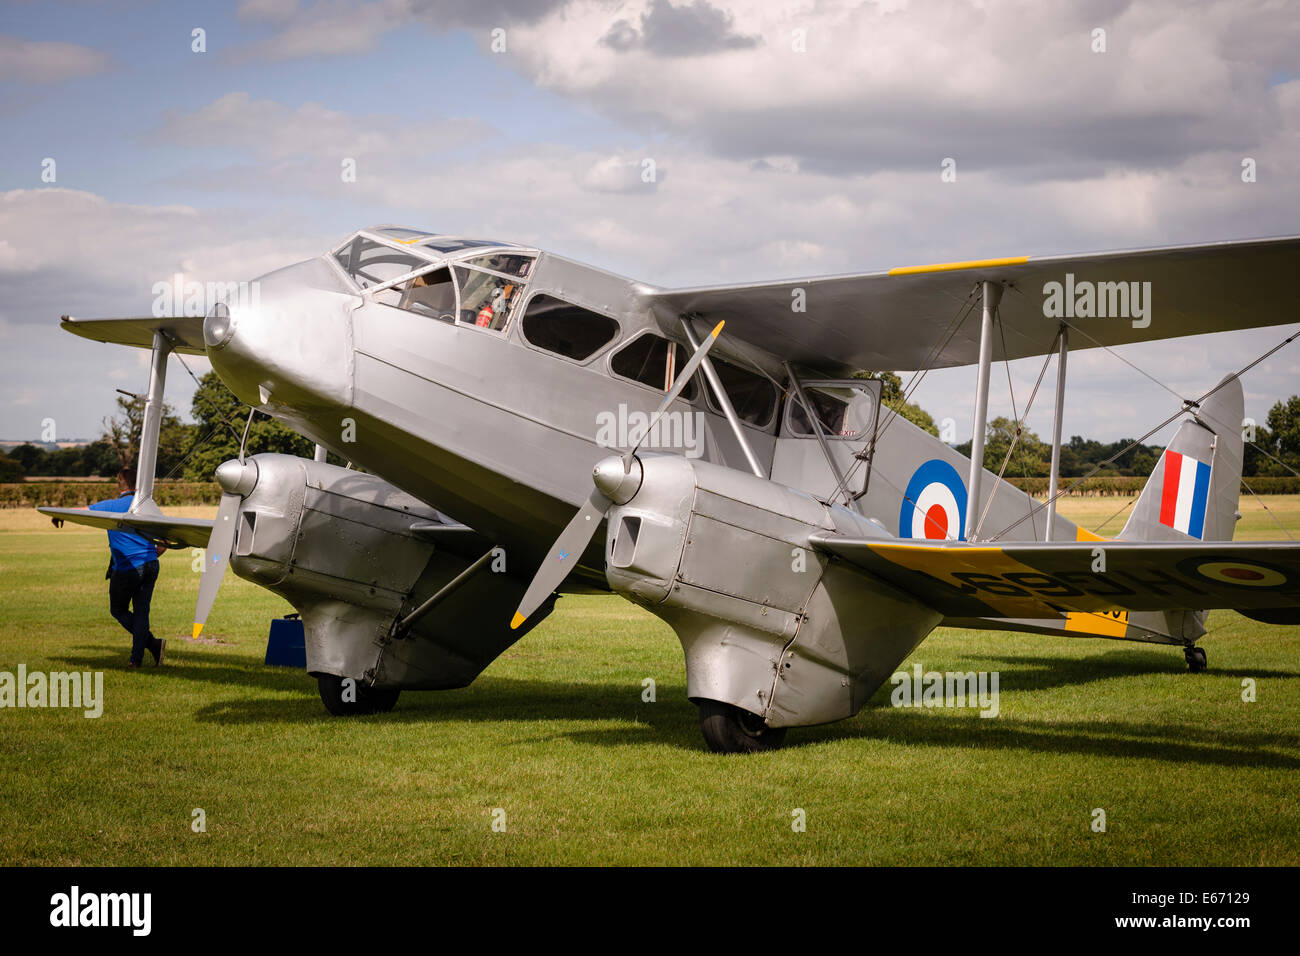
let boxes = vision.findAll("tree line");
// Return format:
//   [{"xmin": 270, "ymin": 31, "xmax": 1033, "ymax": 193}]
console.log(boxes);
[
  {"xmin": 0, "ymin": 372, "xmax": 321, "ymax": 482},
  {"xmin": 3, "ymin": 372, "xmax": 1298, "ymax": 483}
]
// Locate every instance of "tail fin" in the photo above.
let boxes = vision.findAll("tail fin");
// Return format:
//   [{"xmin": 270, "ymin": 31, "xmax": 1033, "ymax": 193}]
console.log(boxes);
[
  {"xmin": 1119, "ymin": 374, "xmax": 1243, "ymax": 544},
  {"xmin": 1114, "ymin": 374, "xmax": 1243, "ymax": 643}
]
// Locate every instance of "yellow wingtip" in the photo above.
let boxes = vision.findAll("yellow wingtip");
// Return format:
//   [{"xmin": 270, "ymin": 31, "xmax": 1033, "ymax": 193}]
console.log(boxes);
[
  {"xmin": 510, "ymin": 612, "xmax": 526, "ymax": 630},
  {"xmin": 192, "ymin": 622, "xmax": 203, "ymax": 639},
  {"xmin": 711, "ymin": 320, "xmax": 724, "ymax": 337}
]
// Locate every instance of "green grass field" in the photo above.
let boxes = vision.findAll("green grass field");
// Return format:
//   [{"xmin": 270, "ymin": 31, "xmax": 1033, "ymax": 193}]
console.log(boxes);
[{"xmin": 1, "ymin": 499, "xmax": 1297, "ymax": 866}]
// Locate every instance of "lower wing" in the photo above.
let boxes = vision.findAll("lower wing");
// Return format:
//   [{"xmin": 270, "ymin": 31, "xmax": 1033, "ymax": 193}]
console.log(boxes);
[
  {"xmin": 809, "ymin": 535, "xmax": 1300, "ymax": 622},
  {"xmin": 40, "ymin": 507, "xmax": 214, "ymax": 549}
]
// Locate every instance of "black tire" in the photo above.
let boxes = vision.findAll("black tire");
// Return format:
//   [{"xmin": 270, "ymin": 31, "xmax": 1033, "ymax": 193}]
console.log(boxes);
[
  {"xmin": 1184, "ymin": 646, "xmax": 1208, "ymax": 674},
  {"xmin": 316, "ymin": 674, "xmax": 401, "ymax": 715},
  {"xmin": 697, "ymin": 699, "xmax": 787, "ymax": 754}
]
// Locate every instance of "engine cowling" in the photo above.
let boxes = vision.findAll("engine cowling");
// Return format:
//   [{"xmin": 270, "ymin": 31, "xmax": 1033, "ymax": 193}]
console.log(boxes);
[
  {"xmin": 226, "ymin": 454, "xmax": 553, "ymax": 689},
  {"xmin": 604, "ymin": 454, "xmax": 942, "ymax": 728}
]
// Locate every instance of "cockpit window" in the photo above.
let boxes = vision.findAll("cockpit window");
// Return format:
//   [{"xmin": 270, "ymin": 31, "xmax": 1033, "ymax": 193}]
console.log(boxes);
[
  {"xmin": 520, "ymin": 294, "xmax": 620, "ymax": 361},
  {"xmin": 453, "ymin": 266, "xmax": 524, "ymax": 331},
  {"xmin": 462, "ymin": 253, "xmax": 534, "ymax": 279},
  {"xmin": 610, "ymin": 332, "xmax": 697, "ymax": 401},
  {"xmin": 375, "ymin": 227, "xmax": 434, "ymax": 243},
  {"xmin": 423, "ymin": 238, "xmax": 510, "ymax": 253},
  {"xmin": 372, "ymin": 267, "xmax": 457, "ymax": 322},
  {"xmin": 705, "ymin": 358, "xmax": 778, "ymax": 428},
  {"xmin": 335, "ymin": 236, "xmax": 429, "ymax": 289}
]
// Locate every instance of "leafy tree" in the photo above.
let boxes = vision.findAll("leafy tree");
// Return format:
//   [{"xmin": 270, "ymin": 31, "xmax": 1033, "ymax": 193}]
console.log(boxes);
[
  {"xmin": 1250, "ymin": 395, "xmax": 1300, "ymax": 477},
  {"xmin": 6, "ymin": 443, "xmax": 46, "ymax": 474},
  {"xmin": 955, "ymin": 418, "xmax": 1051, "ymax": 476},
  {"xmin": 857, "ymin": 370, "xmax": 939, "ymax": 437},
  {"xmin": 0, "ymin": 450, "xmax": 24, "ymax": 481},
  {"xmin": 100, "ymin": 393, "xmax": 191, "ymax": 478},
  {"xmin": 180, "ymin": 371, "xmax": 317, "ymax": 480}
]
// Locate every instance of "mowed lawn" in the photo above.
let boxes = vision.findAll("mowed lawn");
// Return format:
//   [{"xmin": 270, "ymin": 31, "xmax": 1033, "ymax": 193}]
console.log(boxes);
[{"xmin": 0, "ymin": 498, "xmax": 1297, "ymax": 866}]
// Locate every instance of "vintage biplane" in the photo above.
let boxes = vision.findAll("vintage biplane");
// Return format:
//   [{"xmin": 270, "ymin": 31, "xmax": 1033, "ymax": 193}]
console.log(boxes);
[{"xmin": 43, "ymin": 228, "xmax": 1300, "ymax": 751}]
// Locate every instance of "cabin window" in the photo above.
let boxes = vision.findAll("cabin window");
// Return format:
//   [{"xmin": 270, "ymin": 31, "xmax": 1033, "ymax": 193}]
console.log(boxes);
[
  {"xmin": 705, "ymin": 358, "xmax": 778, "ymax": 427},
  {"xmin": 334, "ymin": 236, "xmax": 428, "ymax": 289},
  {"xmin": 520, "ymin": 294, "xmax": 620, "ymax": 361},
  {"xmin": 610, "ymin": 332, "xmax": 697, "ymax": 401},
  {"xmin": 785, "ymin": 383, "xmax": 877, "ymax": 440}
]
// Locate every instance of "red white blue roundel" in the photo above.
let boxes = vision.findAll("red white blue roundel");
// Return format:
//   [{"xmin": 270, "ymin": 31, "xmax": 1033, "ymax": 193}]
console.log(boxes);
[{"xmin": 899, "ymin": 459, "xmax": 967, "ymax": 540}]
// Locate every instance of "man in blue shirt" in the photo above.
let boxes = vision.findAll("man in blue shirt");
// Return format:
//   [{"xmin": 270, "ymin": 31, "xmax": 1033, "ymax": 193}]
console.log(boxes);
[{"xmin": 87, "ymin": 467, "xmax": 168, "ymax": 669}]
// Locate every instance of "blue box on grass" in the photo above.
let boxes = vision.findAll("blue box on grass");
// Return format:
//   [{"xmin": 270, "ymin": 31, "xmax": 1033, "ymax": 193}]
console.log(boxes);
[{"xmin": 265, "ymin": 614, "xmax": 307, "ymax": 668}]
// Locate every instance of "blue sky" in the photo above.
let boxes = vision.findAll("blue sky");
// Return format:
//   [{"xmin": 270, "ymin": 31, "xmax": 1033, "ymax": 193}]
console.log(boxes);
[{"xmin": 2, "ymin": 0, "xmax": 1299, "ymax": 449}]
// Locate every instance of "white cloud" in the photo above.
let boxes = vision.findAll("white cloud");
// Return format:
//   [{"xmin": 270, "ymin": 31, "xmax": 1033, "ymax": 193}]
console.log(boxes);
[{"xmin": 0, "ymin": 35, "xmax": 109, "ymax": 84}]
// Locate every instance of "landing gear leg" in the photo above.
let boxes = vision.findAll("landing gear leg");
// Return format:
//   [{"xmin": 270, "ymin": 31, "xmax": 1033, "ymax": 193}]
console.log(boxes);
[
  {"xmin": 1184, "ymin": 646, "xmax": 1207, "ymax": 673},
  {"xmin": 317, "ymin": 674, "xmax": 401, "ymax": 715},
  {"xmin": 697, "ymin": 699, "xmax": 788, "ymax": 753}
]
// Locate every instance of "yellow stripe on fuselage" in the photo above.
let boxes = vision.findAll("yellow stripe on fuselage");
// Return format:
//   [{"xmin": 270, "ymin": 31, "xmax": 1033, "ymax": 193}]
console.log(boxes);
[{"xmin": 888, "ymin": 256, "xmax": 1029, "ymax": 276}]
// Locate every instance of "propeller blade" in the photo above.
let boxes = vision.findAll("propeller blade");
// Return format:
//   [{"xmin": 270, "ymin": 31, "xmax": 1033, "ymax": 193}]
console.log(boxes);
[
  {"xmin": 512, "ymin": 323, "xmax": 723, "ymax": 631},
  {"xmin": 623, "ymin": 320, "xmax": 723, "ymax": 470},
  {"xmin": 511, "ymin": 491, "xmax": 610, "ymax": 630},
  {"xmin": 193, "ymin": 492, "xmax": 240, "ymax": 639}
]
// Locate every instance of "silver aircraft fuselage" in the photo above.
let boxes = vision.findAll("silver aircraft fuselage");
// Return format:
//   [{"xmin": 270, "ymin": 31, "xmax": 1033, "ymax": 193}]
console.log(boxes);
[{"xmin": 205, "ymin": 238, "xmax": 783, "ymax": 573}]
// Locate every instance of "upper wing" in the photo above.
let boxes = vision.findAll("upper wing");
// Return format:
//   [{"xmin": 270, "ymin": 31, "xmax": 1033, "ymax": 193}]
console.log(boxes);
[
  {"xmin": 641, "ymin": 236, "xmax": 1300, "ymax": 375},
  {"xmin": 60, "ymin": 315, "xmax": 208, "ymax": 354},
  {"xmin": 808, "ymin": 534, "xmax": 1300, "ymax": 618},
  {"xmin": 40, "ymin": 507, "xmax": 213, "ymax": 549}
]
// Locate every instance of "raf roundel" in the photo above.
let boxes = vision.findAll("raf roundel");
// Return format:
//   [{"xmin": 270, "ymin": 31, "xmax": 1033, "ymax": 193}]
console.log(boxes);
[{"xmin": 899, "ymin": 459, "xmax": 967, "ymax": 541}]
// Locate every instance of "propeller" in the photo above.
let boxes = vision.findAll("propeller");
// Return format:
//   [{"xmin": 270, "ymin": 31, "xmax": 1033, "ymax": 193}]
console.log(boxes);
[
  {"xmin": 511, "ymin": 320, "xmax": 724, "ymax": 630},
  {"xmin": 193, "ymin": 490, "xmax": 240, "ymax": 638},
  {"xmin": 192, "ymin": 451, "xmax": 259, "ymax": 639}
]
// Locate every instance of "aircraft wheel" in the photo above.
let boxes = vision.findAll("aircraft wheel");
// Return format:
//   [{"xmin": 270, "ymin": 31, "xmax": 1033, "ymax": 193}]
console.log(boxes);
[
  {"xmin": 1184, "ymin": 646, "xmax": 1208, "ymax": 673},
  {"xmin": 697, "ymin": 700, "xmax": 787, "ymax": 754},
  {"xmin": 317, "ymin": 674, "xmax": 400, "ymax": 715}
]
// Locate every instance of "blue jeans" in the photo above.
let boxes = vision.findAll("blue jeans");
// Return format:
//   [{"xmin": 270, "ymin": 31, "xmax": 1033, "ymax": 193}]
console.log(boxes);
[{"xmin": 109, "ymin": 559, "xmax": 160, "ymax": 665}]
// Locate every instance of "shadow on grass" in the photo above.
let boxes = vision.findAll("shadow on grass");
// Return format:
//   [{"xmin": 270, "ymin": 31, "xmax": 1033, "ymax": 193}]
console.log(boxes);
[
  {"xmin": 54, "ymin": 645, "xmax": 311, "ymax": 694},
  {"xmin": 786, "ymin": 709, "xmax": 1300, "ymax": 769},
  {"xmin": 944, "ymin": 647, "xmax": 1300, "ymax": 690},
  {"xmin": 51, "ymin": 645, "xmax": 1300, "ymax": 767}
]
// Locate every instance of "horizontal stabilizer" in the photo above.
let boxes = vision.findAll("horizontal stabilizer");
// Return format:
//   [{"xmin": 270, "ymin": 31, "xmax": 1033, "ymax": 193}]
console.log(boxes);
[
  {"xmin": 808, "ymin": 535, "xmax": 1300, "ymax": 620},
  {"xmin": 40, "ymin": 506, "xmax": 213, "ymax": 549},
  {"xmin": 60, "ymin": 315, "xmax": 207, "ymax": 354}
]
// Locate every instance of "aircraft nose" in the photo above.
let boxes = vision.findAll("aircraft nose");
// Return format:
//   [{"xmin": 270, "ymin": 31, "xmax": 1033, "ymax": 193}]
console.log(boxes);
[{"xmin": 203, "ymin": 272, "xmax": 354, "ymax": 411}]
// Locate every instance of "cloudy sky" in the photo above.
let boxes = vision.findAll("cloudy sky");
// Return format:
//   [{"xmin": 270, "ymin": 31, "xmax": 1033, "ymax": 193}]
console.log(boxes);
[{"xmin": 2, "ymin": 0, "xmax": 1298, "ymax": 449}]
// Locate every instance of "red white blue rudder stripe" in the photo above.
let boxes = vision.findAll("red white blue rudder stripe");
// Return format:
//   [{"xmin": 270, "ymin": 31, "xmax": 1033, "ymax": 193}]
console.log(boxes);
[{"xmin": 1158, "ymin": 449, "xmax": 1212, "ymax": 539}]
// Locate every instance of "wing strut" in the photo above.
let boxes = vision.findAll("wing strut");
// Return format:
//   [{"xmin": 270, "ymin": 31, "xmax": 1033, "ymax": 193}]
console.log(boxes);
[
  {"xmin": 132, "ymin": 330, "xmax": 173, "ymax": 514},
  {"xmin": 682, "ymin": 317, "xmax": 766, "ymax": 478},
  {"xmin": 1045, "ymin": 324, "xmax": 1069, "ymax": 540},
  {"xmin": 965, "ymin": 281, "xmax": 1001, "ymax": 539}
]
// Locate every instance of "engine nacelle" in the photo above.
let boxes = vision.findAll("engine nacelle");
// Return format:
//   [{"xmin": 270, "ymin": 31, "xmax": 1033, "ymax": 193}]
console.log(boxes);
[
  {"xmin": 227, "ymin": 454, "xmax": 552, "ymax": 689},
  {"xmin": 604, "ymin": 454, "xmax": 942, "ymax": 728}
]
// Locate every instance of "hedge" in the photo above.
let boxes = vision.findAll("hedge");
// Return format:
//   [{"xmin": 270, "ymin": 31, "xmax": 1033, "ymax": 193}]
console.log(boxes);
[
  {"xmin": 2, "ymin": 474, "xmax": 1297, "ymax": 509},
  {"xmin": 0, "ymin": 481, "xmax": 222, "ymax": 508},
  {"xmin": 1004, "ymin": 475, "xmax": 1300, "ymax": 496}
]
